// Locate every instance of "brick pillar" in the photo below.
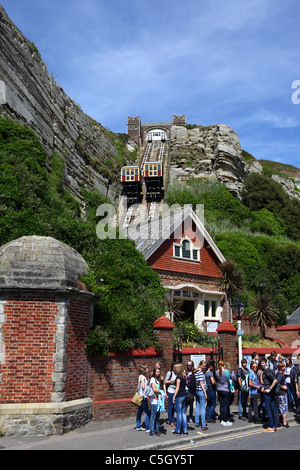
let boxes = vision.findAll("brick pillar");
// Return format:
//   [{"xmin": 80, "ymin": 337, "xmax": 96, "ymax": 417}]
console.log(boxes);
[
  {"xmin": 0, "ymin": 236, "xmax": 97, "ymax": 436},
  {"xmin": 217, "ymin": 321, "xmax": 238, "ymax": 370},
  {"xmin": 153, "ymin": 316, "xmax": 175, "ymax": 374}
]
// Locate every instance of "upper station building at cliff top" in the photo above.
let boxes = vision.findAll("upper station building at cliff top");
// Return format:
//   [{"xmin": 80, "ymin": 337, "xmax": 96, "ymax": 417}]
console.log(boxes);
[{"xmin": 127, "ymin": 115, "xmax": 187, "ymax": 145}]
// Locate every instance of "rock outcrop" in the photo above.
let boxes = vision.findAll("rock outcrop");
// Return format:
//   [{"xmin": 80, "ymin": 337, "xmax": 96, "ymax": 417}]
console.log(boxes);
[
  {"xmin": 0, "ymin": 5, "xmax": 120, "ymax": 206},
  {"xmin": 169, "ymin": 124, "xmax": 248, "ymax": 198}
]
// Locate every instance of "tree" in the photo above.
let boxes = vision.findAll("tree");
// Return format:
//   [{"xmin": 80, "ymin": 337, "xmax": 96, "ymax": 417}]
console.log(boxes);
[
  {"xmin": 242, "ymin": 173, "xmax": 300, "ymax": 241},
  {"xmin": 84, "ymin": 238, "xmax": 166, "ymax": 354},
  {"xmin": 218, "ymin": 259, "xmax": 244, "ymax": 305},
  {"xmin": 248, "ymin": 294, "xmax": 279, "ymax": 338}
]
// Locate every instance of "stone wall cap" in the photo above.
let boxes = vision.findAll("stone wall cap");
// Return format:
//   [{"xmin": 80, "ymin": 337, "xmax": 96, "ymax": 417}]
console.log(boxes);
[
  {"xmin": 0, "ymin": 236, "xmax": 89, "ymax": 292},
  {"xmin": 0, "ymin": 398, "xmax": 93, "ymax": 415},
  {"xmin": 276, "ymin": 325, "xmax": 300, "ymax": 331},
  {"xmin": 153, "ymin": 316, "xmax": 175, "ymax": 329}
]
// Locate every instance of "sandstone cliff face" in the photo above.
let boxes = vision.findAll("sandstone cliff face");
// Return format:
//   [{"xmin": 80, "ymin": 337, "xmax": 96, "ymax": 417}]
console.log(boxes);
[
  {"xmin": 169, "ymin": 124, "xmax": 248, "ymax": 198},
  {"xmin": 0, "ymin": 5, "xmax": 119, "ymax": 206},
  {"xmin": 169, "ymin": 124, "xmax": 300, "ymax": 201}
]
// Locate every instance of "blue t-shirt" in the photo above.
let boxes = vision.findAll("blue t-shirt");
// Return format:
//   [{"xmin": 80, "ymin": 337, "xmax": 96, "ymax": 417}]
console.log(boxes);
[{"xmin": 249, "ymin": 371, "xmax": 258, "ymax": 395}]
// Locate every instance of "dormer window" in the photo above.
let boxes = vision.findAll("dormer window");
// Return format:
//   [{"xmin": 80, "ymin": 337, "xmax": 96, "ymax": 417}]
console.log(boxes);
[{"xmin": 173, "ymin": 238, "xmax": 200, "ymax": 262}]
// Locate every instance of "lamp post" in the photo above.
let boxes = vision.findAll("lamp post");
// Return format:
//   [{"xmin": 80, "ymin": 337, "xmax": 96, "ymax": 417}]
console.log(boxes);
[
  {"xmin": 259, "ymin": 277, "xmax": 266, "ymax": 337},
  {"xmin": 231, "ymin": 296, "xmax": 246, "ymax": 368},
  {"xmin": 259, "ymin": 278, "xmax": 266, "ymax": 300}
]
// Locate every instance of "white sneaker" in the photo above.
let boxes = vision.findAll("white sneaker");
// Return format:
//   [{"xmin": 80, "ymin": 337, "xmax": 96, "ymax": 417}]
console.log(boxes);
[
  {"xmin": 221, "ymin": 421, "xmax": 228, "ymax": 426},
  {"xmin": 221, "ymin": 421, "xmax": 232, "ymax": 426}
]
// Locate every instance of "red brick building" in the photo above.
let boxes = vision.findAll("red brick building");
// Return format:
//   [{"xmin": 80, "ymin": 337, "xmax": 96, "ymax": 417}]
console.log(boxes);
[{"xmin": 136, "ymin": 206, "xmax": 228, "ymax": 332}]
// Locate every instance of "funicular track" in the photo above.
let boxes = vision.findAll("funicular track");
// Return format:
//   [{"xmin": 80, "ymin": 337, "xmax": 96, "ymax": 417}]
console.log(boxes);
[{"xmin": 120, "ymin": 138, "xmax": 168, "ymax": 230}]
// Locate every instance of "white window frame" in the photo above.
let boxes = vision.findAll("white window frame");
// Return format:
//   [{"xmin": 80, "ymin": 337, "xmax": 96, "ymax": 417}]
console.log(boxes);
[
  {"xmin": 173, "ymin": 237, "xmax": 200, "ymax": 262},
  {"xmin": 204, "ymin": 300, "xmax": 218, "ymax": 319}
]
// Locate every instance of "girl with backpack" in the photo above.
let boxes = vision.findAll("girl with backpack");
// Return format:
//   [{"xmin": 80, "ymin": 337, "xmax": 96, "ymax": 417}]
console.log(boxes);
[
  {"xmin": 275, "ymin": 363, "xmax": 289, "ymax": 428},
  {"xmin": 248, "ymin": 361, "xmax": 261, "ymax": 424},
  {"xmin": 205, "ymin": 360, "xmax": 217, "ymax": 423},
  {"xmin": 135, "ymin": 365, "xmax": 150, "ymax": 432},
  {"xmin": 149, "ymin": 367, "xmax": 163, "ymax": 437},
  {"xmin": 237, "ymin": 358, "xmax": 250, "ymax": 421},
  {"xmin": 186, "ymin": 360, "xmax": 195, "ymax": 423},
  {"xmin": 215, "ymin": 361, "xmax": 234, "ymax": 426},
  {"xmin": 172, "ymin": 364, "xmax": 188, "ymax": 435},
  {"xmin": 194, "ymin": 360, "xmax": 208, "ymax": 430},
  {"xmin": 164, "ymin": 362, "xmax": 177, "ymax": 427}
]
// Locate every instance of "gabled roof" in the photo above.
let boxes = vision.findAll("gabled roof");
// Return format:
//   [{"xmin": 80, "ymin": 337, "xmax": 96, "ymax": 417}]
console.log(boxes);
[
  {"xmin": 286, "ymin": 306, "xmax": 300, "ymax": 325},
  {"xmin": 134, "ymin": 205, "xmax": 226, "ymax": 264}
]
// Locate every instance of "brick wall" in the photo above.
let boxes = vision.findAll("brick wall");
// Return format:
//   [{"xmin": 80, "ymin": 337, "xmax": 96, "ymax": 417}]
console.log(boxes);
[
  {"xmin": 65, "ymin": 298, "xmax": 91, "ymax": 401},
  {"xmin": 89, "ymin": 318, "xmax": 175, "ymax": 422},
  {"xmin": 89, "ymin": 352, "xmax": 163, "ymax": 421},
  {"xmin": 0, "ymin": 295, "xmax": 57, "ymax": 403}
]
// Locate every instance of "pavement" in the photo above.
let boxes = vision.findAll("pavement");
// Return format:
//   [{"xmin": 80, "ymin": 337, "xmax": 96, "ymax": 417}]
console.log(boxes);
[{"xmin": 0, "ymin": 406, "xmax": 299, "ymax": 451}]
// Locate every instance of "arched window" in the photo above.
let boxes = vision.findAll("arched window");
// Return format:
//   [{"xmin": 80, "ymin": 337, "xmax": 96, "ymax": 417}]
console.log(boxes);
[
  {"xmin": 182, "ymin": 240, "xmax": 191, "ymax": 259},
  {"xmin": 173, "ymin": 238, "xmax": 200, "ymax": 262}
]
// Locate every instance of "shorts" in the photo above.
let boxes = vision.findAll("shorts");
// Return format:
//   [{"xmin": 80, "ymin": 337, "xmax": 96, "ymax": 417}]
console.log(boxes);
[{"xmin": 276, "ymin": 394, "xmax": 288, "ymax": 414}]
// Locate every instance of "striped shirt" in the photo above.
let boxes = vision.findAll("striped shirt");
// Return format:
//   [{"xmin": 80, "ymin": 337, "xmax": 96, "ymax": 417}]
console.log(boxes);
[{"xmin": 194, "ymin": 370, "xmax": 206, "ymax": 391}]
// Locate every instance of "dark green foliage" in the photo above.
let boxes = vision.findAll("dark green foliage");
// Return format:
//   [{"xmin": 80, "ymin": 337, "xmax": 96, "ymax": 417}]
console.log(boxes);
[
  {"xmin": 242, "ymin": 173, "xmax": 300, "ymax": 241},
  {"xmin": 250, "ymin": 209, "xmax": 287, "ymax": 237},
  {"xmin": 173, "ymin": 320, "xmax": 215, "ymax": 347},
  {"xmin": 84, "ymin": 238, "xmax": 166, "ymax": 354},
  {"xmin": 166, "ymin": 179, "xmax": 252, "ymax": 227}
]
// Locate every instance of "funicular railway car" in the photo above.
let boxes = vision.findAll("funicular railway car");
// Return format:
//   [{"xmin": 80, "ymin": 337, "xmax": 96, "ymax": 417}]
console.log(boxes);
[
  {"xmin": 121, "ymin": 166, "xmax": 142, "ymax": 205},
  {"xmin": 144, "ymin": 162, "xmax": 164, "ymax": 202}
]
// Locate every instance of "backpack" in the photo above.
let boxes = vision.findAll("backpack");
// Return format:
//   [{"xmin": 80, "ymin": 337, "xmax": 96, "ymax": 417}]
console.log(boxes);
[
  {"xmin": 225, "ymin": 369, "xmax": 235, "ymax": 394},
  {"xmin": 144, "ymin": 382, "xmax": 155, "ymax": 398},
  {"xmin": 188, "ymin": 373, "xmax": 196, "ymax": 395},
  {"xmin": 238, "ymin": 368, "xmax": 249, "ymax": 392},
  {"xmin": 273, "ymin": 372, "xmax": 283, "ymax": 396},
  {"xmin": 241, "ymin": 373, "xmax": 250, "ymax": 392}
]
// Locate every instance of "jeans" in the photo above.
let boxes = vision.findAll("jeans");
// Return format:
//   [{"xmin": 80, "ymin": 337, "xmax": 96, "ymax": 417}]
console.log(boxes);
[
  {"xmin": 218, "ymin": 390, "xmax": 231, "ymax": 422},
  {"xmin": 206, "ymin": 388, "xmax": 217, "ymax": 420},
  {"xmin": 136, "ymin": 397, "xmax": 150, "ymax": 430},
  {"xmin": 195, "ymin": 389, "xmax": 206, "ymax": 427},
  {"xmin": 167, "ymin": 392, "xmax": 175, "ymax": 424},
  {"xmin": 264, "ymin": 392, "xmax": 279, "ymax": 429},
  {"xmin": 175, "ymin": 395, "xmax": 188, "ymax": 434},
  {"xmin": 286, "ymin": 383, "xmax": 295, "ymax": 409},
  {"xmin": 188, "ymin": 394, "xmax": 194, "ymax": 420},
  {"xmin": 258, "ymin": 391, "xmax": 266, "ymax": 419},
  {"xmin": 248, "ymin": 393, "xmax": 259, "ymax": 422},
  {"xmin": 238, "ymin": 390, "xmax": 249, "ymax": 417},
  {"xmin": 149, "ymin": 403, "xmax": 160, "ymax": 435}
]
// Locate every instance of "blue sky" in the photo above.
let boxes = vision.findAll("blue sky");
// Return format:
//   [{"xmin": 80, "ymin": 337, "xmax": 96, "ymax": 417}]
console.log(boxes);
[{"xmin": 1, "ymin": 0, "xmax": 300, "ymax": 168}]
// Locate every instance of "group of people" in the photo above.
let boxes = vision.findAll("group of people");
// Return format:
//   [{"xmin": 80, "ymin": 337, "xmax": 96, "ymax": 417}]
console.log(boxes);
[
  {"xmin": 135, "ymin": 353, "xmax": 300, "ymax": 436},
  {"xmin": 236, "ymin": 351, "xmax": 300, "ymax": 432}
]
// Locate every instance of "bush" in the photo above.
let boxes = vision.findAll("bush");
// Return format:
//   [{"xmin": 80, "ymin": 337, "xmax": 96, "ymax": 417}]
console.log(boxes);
[
  {"xmin": 250, "ymin": 209, "xmax": 287, "ymax": 237},
  {"xmin": 242, "ymin": 173, "xmax": 300, "ymax": 241},
  {"xmin": 166, "ymin": 179, "xmax": 252, "ymax": 228},
  {"xmin": 84, "ymin": 238, "xmax": 166, "ymax": 354}
]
